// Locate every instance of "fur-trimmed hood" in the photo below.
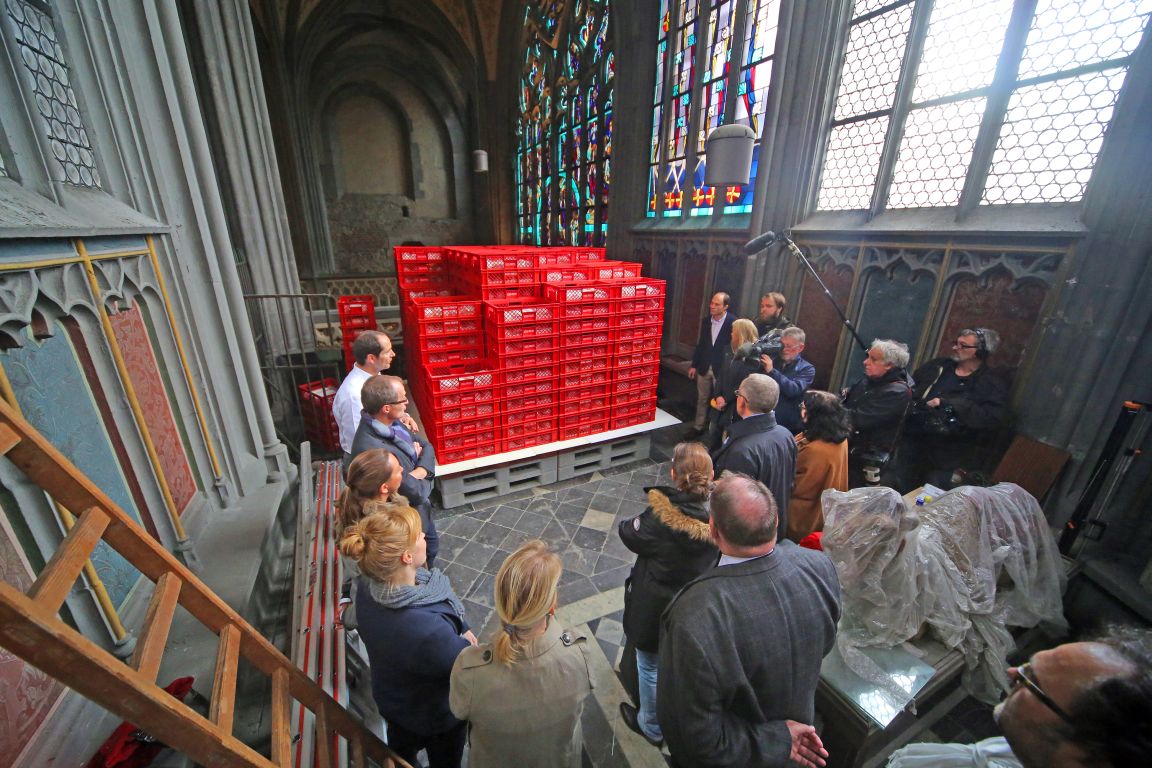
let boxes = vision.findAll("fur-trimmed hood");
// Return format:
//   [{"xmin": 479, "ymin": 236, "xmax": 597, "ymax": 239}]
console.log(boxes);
[{"xmin": 645, "ymin": 487, "xmax": 713, "ymax": 543}]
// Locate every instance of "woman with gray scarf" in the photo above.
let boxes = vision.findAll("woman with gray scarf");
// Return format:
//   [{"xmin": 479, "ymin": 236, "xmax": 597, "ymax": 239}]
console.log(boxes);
[{"xmin": 340, "ymin": 501, "xmax": 477, "ymax": 768}]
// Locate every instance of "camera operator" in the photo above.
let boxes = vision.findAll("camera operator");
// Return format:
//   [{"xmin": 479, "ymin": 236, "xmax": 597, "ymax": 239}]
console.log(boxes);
[
  {"xmin": 899, "ymin": 328, "xmax": 1009, "ymax": 491},
  {"xmin": 755, "ymin": 292, "xmax": 792, "ymax": 337},
  {"xmin": 759, "ymin": 326, "xmax": 815, "ymax": 435},
  {"xmin": 842, "ymin": 339, "xmax": 913, "ymax": 489}
]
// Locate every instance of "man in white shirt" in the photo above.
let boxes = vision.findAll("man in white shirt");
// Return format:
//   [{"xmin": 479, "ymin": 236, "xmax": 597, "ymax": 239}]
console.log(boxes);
[{"xmin": 332, "ymin": 330, "xmax": 395, "ymax": 460}]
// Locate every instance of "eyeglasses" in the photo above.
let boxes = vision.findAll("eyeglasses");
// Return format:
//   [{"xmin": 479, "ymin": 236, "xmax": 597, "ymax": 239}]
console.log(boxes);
[
  {"xmin": 953, "ymin": 342, "xmax": 979, "ymax": 350},
  {"xmin": 385, "ymin": 398, "xmax": 408, "ymax": 406},
  {"xmin": 1008, "ymin": 662, "xmax": 1074, "ymax": 724},
  {"xmin": 735, "ymin": 390, "xmax": 746, "ymax": 400}
]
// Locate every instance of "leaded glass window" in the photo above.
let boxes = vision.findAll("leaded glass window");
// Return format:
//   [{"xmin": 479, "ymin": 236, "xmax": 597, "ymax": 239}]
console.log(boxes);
[
  {"xmin": 817, "ymin": 0, "xmax": 1151, "ymax": 213},
  {"xmin": 517, "ymin": 0, "xmax": 614, "ymax": 245},
  {"xmin": 7, "ymin": 0, "xmax": 102, "ymax": 188},
  {"xmin": 646, "ymin": 0, "xmax": 783, "ymax": 219}
]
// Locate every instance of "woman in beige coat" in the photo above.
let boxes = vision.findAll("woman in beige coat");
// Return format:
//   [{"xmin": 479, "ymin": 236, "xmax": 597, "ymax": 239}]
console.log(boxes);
[
  {"xmin": 449, "ymin": 540, "xmax": 593, "ymax": 768},
  {"xmin": 789, "ymin": 390, "xmax": 850, "ymax": 541}
]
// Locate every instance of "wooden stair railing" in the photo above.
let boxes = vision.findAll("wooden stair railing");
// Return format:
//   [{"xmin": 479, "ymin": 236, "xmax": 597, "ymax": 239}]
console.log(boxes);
[{"xmin": 0, "ymin": 398, "xmax": 407, "ymax": 768}]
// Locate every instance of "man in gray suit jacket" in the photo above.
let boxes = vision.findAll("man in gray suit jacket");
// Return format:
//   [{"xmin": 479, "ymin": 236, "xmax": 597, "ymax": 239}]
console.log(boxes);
[{"xmin": 658, "ymin": 474, "xmax": 841, "ymax": 768}]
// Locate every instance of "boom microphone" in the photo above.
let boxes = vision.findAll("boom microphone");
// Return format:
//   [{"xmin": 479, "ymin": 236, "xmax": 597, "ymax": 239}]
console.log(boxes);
[{"xmin": 743, "ymin": 231, "xmax": 779, "ymax": 254}]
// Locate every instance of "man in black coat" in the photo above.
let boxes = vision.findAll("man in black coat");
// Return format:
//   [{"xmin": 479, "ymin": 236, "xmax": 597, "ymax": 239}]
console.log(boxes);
[
  {"xmin": 348, "ymin": 374, "xmax": 439, "ymax": 565},
  {"xmin": 842, "ymin": 339, "xmax": 914, "ymax": 489},
  {"xmin": 658, "ymin": 474, "xmax": 841, "ymax": 768},
  {"xmin": 711, "ymin": 373, "xmax": 796, "ymax": 540},
  {"xmin": 688, "ymin": 292, "xmax": 735, "ymax": 434}
]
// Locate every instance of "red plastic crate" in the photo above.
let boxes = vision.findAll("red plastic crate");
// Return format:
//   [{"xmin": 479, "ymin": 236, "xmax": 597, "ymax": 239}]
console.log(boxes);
[
  {"xmin": 340, "ymin": 314, "xmax": 376, "ymax": 332},
  {"xmin": 407, "ymin": 296, "xmax": 483, "ymax": 322},
  {"xmin": 424, "ymin": 348, "xmax": 482, "ymax": 365},
  {"xmin": 610, "ymin": 278, "xmax": 666, "ymax": 300},
  {"xmin": 431, "ymin": 428, "xmax": 501, "ymax": 463},
  {"xmin": 560, "ymin": 344, "xmax": 608, "ymax": 363},
  {"xmin": 460, "ymin": 268, "xmax": 536, "ymax": 287},
  {"xmin": 575, "ymin": 260, "xmax": 643, "ymax": 281},
  {"xmin": 557, "ymin": 413, "xmax": 609, "ymax": 439},
  {"xmin": 559, "ymin": 369, "xmax": 612, "ymax": 388},
  {"xmin": 413, "ymin": 316, "xmax": 482, "ymax": 336},
  {"xmin": 558, "ymin": 382, "xmax": 612, "ymax": 408},
  {"xmin": 502, "ymin": 377, "xmax": 557, "ymax": 400},
  {"xmin": 501, "ymin": 364, "xmax": 558, "ymax": 384},
  {"xmin": 542, "ymin": 283, "xmax": 612, "ymax": 304},
  {"xmin": 614, "ymin": 350, "xmax": 660, "ymax": 368},
  {"xmin": 410, "ymin": 332, "xmax": 484, "ymax": 353},
  {"xmin": 503, "ymin": 426, "xmax": 557, "ymax": 453},
  {"xmin": 614, "ymin": 365, "xmax": 661, "ymax": 393},
  {"xmin": 505, "ymin": 400, "xmax": 557, "ymax": 424},
  {"xmin": 611, "ymin": 397, "xmax": 657, "ymax": 430},
  {"xmin": 495, "ymin": 348, "xmax": 557, "ymax": 371},
  {"xmin": 464, "ymin": 284, "xmax": 539, "ymax": 301},
  {"xmin": 484, "ymin": 298, "xmax": 556, "ymax": 325},
  {"xmin": 613, "ymin": 321, "xmax": 663, "ymax": 341},
  {"xmin": 614, "ymin": 337, "xmax": 662, "ymax": 355},
  {"xmin": 558, "ymin": 315, "xmax": 612, "ymax": 334},
  {"xmin": 337, "ymin": 295, "xmax": 375, "ymax": 317},
  {"xmin": 487, "ymin": 335, "xmax": 557, "ymax": 355},
  {"xmin": 564, "ymin": 329, "xmax": 611, "ymax": 348},
  {"xmin": 427, "ymin": 414, "xmax": 501, "ymax": 440},
  {"xmin": 558, "ymin": 357, "xmax": 611, "ymax": 377},
  {"xmin": 415, "ymin": 363, "xmax": 498, "ymax": 408},
  {"xmin": 394, "ymin": 246, "xmax": 445, "ymax": 267},
  {"xmin": 298, "ymin": 379, "xmax": 341, "ymax": 453}
]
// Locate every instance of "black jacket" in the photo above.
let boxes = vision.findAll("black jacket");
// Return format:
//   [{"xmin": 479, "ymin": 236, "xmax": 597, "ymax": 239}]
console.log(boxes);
[
  {"xmin": 712, "ymin": 412, "xmax": 796, "ymax": 539},
  {"xmin": 712, "ymin": 344, "xmax": 762, "ymax": 430},
  {"xmin": 843, "ymin": 367, "xmax": 913, "ymax": 456},
  {"xmin": 620, "ymin": 487, "xmax": 717, "ymax": 652},
  {"xmin": 691, "ymin": 312, "xmax": 735, "ymax": 375},
  {"xmin": 910, "ymin": 358, "xmax": 1009, "ymax": 434}
]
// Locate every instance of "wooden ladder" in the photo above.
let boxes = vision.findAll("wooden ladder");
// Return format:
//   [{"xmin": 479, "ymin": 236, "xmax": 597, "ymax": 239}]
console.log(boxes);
[{"xmin": 0, "ymin": 398, "xmax": 406, "ymax": 768}]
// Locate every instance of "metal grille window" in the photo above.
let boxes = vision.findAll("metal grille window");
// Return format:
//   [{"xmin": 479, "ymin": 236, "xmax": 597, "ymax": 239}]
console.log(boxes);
[
  {"xmin": 6, "ymin": 0, "xmax": 102, "ymax": 189},
  {"xmin": 817, "ymin": 0, "xmax": 1151, "ymax": 213},
  {"xmin": 646, "ymin": 0, "xmax": 784, "ymax": 219}
]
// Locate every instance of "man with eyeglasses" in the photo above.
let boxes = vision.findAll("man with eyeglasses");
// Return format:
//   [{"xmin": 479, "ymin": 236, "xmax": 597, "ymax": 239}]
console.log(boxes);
[
  {"xmin": 886, "ymin": 626, "xmax": 1152, "ymax": 768},
  {"xmin": 759, "ymin": 326, "xmax": 816, "ymax": 434},
  {"xmin": 348, "ymin": 374, "xmax": 439, "ymax": 566},
  {"xmin": 900, "ymin": 327, "xmax": 1009, "ymax": 491}
]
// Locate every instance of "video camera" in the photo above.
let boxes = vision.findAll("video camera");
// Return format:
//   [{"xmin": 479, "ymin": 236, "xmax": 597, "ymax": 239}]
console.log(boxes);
[{"xmin": 748, "ymin": 329, "xmax": 784, "ymax": 361}]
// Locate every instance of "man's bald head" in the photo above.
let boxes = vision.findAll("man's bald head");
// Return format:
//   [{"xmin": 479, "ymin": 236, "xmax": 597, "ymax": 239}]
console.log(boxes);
[{"xmin": 710, "ymin": 473, "xmax": 778, "ymax": 553}]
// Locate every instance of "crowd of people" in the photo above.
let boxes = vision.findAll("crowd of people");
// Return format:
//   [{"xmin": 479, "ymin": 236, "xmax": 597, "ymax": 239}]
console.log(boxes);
[
  {"xmin": 689, "ymin": 290, "xmax": 1013, "ymax": 496},
  {"xmin": 320, "ymin": 304, "xmax": 1150, "ymax": 768}
]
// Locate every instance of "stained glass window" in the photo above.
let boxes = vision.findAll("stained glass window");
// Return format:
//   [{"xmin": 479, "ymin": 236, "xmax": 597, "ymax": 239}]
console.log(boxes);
[
  {"xmin": 817, "ymin": 0, "xmax": 1152, "ymax": 213},
  {"xmin": 646, "ymin": 0, "xmax": 783, "ymax": 219},
  {"xmin": 517, "ymin": 0, "xmax": 614, "ymax": 245}
]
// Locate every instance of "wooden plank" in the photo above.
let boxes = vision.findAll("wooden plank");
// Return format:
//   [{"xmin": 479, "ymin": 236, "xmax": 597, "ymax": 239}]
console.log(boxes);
[
  {"xmin": 314, "ymin": 702, "xmax": 333, "ymax": 768},
  {"xmin": 270, "ymin": 668, "xmax": 292, "ymax": 768},
  {"xmin": 349, "ymin": 733, "xmax": 365, "ymax": 768},
  {"xmin": 130, "ymin": 571, "xmax": 182, "ymax": 683},
  {"xmin": 0, "ymin": 582, "xmax": 275, "ymax": 768},
  {"xmin": 28, "ymin": 506, "xmax": 110, "ymax": 613},
  {"xmin": 210, "ymin": 624, "xmax": 241, "ymax": 735},
  {"xmin": 0, "ymin": 422, "xmax": 20, "ymax": 454}
]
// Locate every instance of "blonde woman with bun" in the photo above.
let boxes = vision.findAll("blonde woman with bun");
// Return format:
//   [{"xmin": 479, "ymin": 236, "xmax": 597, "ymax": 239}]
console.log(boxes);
[
  {"xmin": 617, "ymin": 441, "xmax": 718, "ymax": 746},
  {"xmin": 449, "ymin": 541, "xmax": 593, "ymax": 767},
  {"xmin": 340, "ymin": 502, "xmax": 476, "ymax": 768}
]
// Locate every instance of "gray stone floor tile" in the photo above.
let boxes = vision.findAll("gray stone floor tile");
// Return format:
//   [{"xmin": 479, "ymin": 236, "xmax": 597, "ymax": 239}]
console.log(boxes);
[
  {"xmin": 473, "ymin": 521, "xmax": 514, "ymax": 547},
  {"xmin": 559, "ymin": 574, "xmax": 599, "ymax": 605},
  {"xmin": 499, "ymin": 527, "xmax": 534, "ymax": 552},
  {"xmin": 487, "ymin": 504, "xmax": 525, "ymax": 528},
  {"xmin": 444, "ymin": 515, "xmax": 485, "ymax": 540},
  {"xmin": 467, "ymin": 573, "xmax": 497, "ymax": 607},
  {"xmin": 435, "ymin": 533, "xmax": 469, "ymax": 563},
  {"xmin": 580, "ymin": 508, "xmax": 618, "ymax": 532},
  {"xmin": 562, "ymin": 544, "xmax": 600, "ymax": 577},
  {"xmin": 555, "ymin": 501, "xmax": 592, "ymax": 524},
  {"xmin": 513, "ymin": 510, "xmax": 553, "ymax": 536},
  {"xmin": 591, "ymin": 564, "xmax": 630, "ymax": 592},
  {"xmin": 573, "ymin": 525, "xmax": 609, "ymax": 551},
  {"xmin": 454, "ymin": 540, "xmax": 499, "ymax": 571},
  {"xmin": 441, "ymin": 561, "xmax": 481, "ymax": 598},
  {"xmin": 594, "ymin": 552, "xmax": 629, "ymax": 574}
]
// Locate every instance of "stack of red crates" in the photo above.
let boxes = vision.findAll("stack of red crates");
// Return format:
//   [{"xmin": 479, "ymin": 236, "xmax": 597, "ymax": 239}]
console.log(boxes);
[
  {"xmin": 298, "ymin": 378, "xmax": 342, "ymax": 453},
  {"xmin": 394, "ymin": 244, "xmax": 664, "ymax": 464},
  {"xmin": 337, "ymin": 295, "xmax": 376, "ymax": 370}
]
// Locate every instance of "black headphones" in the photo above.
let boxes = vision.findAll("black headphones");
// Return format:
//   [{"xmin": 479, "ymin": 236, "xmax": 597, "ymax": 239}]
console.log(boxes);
[{"xmin": 973, "ymin": 328, "xmax": 990, "ymax": 360}]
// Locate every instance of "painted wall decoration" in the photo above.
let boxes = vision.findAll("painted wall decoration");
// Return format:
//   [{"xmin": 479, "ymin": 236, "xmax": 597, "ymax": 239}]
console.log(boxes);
[
  {"xmin": 108, "ymin": 303, "xmax": 198, "ymax": 514},
  {"xmin": 2, "ymin": 324, "xmax": 143, "ymax": 607},
  {"xmin": 0, "ymin": 508, "xmax": 65, "ymax": 768}
]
